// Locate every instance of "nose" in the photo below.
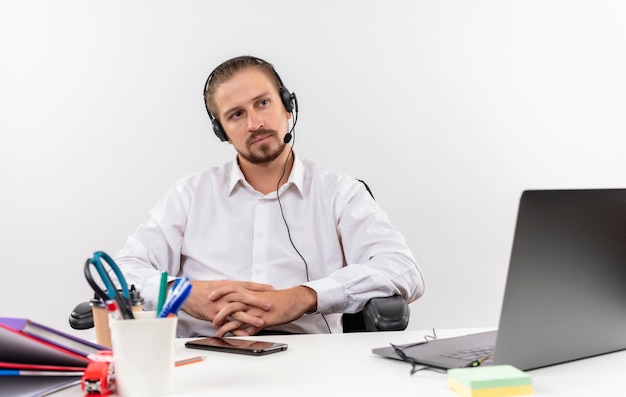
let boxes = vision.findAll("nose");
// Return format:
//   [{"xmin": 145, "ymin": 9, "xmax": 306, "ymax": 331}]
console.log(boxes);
[{"xmin": 247, "ymin": 110, "xmax": 264, "ymax": 132}]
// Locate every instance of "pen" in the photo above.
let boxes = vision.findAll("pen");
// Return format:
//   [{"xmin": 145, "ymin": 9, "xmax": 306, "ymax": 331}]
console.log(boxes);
[
  {"xmin": 175, "ymin": 356, "xmax": 206, "ymax": 367},
  {"xmin": 465, "ymin": 354, "xmax": 492, "ymax": 368},
  {"xmin": 156, "ymin": 271, "xmax": 169, "ymax": 316},
  {"xmin": 159, "ymin": 286, "xmax": 191, "ymax": 318},
  {"xmin": 158, "ymin": 277, "xmax": 192, "ymax": 318}
]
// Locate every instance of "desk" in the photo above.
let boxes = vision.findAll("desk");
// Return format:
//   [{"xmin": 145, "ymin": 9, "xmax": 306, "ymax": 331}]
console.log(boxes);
[{"xmin": 53, "ymin": 329, "xmax": 626, "ymax": 396}]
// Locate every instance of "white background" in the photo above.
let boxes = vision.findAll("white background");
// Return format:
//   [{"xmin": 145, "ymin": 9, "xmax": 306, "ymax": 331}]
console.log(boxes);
[{"xmin": 1, "ymin": 0, "xmax": 625, "ymax": 338}]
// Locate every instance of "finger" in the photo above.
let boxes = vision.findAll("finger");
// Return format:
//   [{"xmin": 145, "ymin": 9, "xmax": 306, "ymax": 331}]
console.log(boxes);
[
  {"xmin": 240, "ymin": 281, "xmax": 275, "ymax": 292},
  {"xmin": 233, "ymin": 325, "xmax": 261, "ymax": 336},
  {"xmin": 208, "ymin": 282, "xmax": 274, "ymax": 301},
  {"xmin": 215, "ymin": 320, "xmax": 244, "ymax": 337},
  {"xmin": 213, "ymin": 302, "xmax": 249, "ymax": 327},
  {"xmin": 209, "ymin": 290, "xmax": 272, "ymax": 312},
  {"xmin": 207, "ymin": 285, "xmax": 240, "ymax": 301},
  {"xmin": 230, "ymin": 310, "xmax": 265, "ymax": 329},
  {"xmin": 231, "ymin": 328, "xmax": 252, "ymax": 337}
]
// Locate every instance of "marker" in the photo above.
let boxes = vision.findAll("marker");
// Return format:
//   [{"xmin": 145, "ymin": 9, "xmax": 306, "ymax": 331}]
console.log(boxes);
[
  {"xmin": 158, "ymin": 277, "xmax": 192, "ymax": 318},
  {"xmin": 105, "ymin": 300, "xmax": 124, "ymax": 320},
  {"xmin": 156, "ymin": 271, "xmax": 169, "ymax": 316}
]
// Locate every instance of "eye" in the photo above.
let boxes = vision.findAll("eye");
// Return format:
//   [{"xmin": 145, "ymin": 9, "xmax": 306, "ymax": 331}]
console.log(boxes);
[
  {"xmin": 230, "ymin": 110, "xmax": 243, "ymax": 120},
  {"xmin": 258, "ymin": 99, "xmax": 269, "ymax": 107}
]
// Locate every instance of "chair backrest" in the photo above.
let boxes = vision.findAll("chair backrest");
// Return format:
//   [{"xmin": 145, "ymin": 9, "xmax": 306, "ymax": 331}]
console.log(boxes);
[{"xmin": 342, "ymin": 179, "xmax": 410, "ymax": 332}]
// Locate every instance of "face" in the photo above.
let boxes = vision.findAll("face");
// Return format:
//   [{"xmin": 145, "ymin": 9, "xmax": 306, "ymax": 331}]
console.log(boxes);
[{"xmin": 214, "ymin": 68, "xmax": 291, "ymax": 165}]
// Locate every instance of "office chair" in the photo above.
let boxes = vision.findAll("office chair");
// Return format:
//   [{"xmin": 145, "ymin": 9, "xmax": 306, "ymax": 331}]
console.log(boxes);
[
  {"xmin": 342, "ymin": 295, "xmax": 409, "ymax": 332},
  {"xmin": 341, "ymin": 179, "xmax": 410, "ymax": 332},
  {"xmin": 69, "ymin": 180, "xmax": 410, "ymax": 333}
]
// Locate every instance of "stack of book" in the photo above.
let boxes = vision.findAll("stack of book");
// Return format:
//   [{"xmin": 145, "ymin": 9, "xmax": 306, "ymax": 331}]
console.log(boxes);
[{"xmin": 0, "ymin": 317, "xmax": 108, "ymax": 397}]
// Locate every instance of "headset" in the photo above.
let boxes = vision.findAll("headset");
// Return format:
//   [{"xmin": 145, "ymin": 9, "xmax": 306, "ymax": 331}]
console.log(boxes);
[{"xmin": 203, "ymin": 55, "xmax": 296, "ymax": 142}]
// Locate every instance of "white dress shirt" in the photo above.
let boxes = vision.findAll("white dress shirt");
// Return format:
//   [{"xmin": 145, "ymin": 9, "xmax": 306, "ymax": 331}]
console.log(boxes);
[{"xmin": 114, "ymin": 153, "xmax": 424, "ymax": 337}]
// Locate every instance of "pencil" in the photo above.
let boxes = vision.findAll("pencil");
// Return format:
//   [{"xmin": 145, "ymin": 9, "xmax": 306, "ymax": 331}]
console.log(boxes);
[{"xmin": 175, "ymin": 356, "xmax": 206, "ymax": 367}]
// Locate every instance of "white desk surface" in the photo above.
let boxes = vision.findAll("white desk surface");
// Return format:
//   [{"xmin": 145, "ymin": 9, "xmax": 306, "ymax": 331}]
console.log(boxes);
[{"xmin": 53, "ymin": 328, "xmax": 626, "ymax": 396}]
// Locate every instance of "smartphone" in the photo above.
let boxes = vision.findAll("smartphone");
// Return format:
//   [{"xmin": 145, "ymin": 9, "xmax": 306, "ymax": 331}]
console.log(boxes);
[{"xmin": 185, "ymin": 337, "xmax": 288, "ymax": 356}]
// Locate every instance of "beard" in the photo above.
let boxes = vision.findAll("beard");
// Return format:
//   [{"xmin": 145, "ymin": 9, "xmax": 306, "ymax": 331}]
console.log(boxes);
[{"xmin": 236, "ymin": 128, "xmax": 287, "ymax": 165}]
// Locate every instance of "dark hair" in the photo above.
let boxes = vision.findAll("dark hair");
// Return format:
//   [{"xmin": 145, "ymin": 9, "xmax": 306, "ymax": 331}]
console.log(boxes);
[{"xmin": 203, "ymin": 56, "xmax": 281, "ymax": 120}]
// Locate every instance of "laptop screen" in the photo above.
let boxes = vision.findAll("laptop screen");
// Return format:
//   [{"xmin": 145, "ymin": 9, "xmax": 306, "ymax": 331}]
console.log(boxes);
[
  {"xmin": 373, "ymin": 189, "xmax": 626, "ymax": 371},
  {"xmin": 493, "ymin": 188, "xmax": 626, "ymax": 369}
]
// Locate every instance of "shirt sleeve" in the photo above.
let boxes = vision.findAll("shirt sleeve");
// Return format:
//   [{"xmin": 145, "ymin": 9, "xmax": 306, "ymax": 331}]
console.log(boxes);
[
  {"xmin": 113, "ymin": 183, "xmax": 189, "ymax": 310},
  {"xmin": 303, "ymin": 178, "xmax": 425, "ymax": 315}
]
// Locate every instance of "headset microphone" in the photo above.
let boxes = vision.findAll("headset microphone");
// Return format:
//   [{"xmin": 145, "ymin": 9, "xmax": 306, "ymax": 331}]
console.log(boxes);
[{"xmin": 282, "ymin": 92, "xmax": 298, "ymax": 144}]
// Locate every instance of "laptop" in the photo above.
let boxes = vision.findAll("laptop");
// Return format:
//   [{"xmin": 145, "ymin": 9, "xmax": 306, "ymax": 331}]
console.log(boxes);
[{"xmin": 373, "ymin": 189, "xmax": 626, "ymax": 371}]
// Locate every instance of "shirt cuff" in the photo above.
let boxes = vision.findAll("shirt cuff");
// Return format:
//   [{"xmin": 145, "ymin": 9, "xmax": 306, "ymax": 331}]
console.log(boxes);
[{"xmin": 303, "ymin": 278, "xmax": 345, "ymax": 314}]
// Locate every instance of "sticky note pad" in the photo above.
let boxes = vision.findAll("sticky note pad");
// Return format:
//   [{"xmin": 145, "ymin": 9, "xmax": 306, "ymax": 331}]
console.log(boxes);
[{"xmin": 448, "ymin": 365, "xmax": 533, "ymax": 397}]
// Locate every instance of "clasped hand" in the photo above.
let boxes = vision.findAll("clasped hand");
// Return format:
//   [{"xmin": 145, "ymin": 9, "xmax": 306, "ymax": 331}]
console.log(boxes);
[{"xmin": 181, "ymin": 280, "xmax": 317, "ymax": 336}]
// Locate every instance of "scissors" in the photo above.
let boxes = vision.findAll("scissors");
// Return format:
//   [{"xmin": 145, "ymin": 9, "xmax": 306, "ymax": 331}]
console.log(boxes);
[{"xmin": 84, "ymin": 251, "xmax": 135, "ymax": 320}]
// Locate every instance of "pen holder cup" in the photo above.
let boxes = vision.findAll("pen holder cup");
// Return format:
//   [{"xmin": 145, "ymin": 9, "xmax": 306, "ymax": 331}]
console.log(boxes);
[
  {"xmin": 109, "ymin": 311, "xmax": 178, "ymax": 397},
  {"xmin": 91, "ymin": 298, "xmax": 143, "ymax": 348}
]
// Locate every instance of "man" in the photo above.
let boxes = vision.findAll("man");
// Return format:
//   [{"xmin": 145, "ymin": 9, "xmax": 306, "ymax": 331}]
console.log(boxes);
[{"xmin": 115, "ymin": 55, "xmax": 424, "ymax": 337}]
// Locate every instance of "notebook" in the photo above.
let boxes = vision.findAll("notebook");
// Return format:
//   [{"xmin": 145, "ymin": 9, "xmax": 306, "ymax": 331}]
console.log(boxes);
[{"xmin": 373, "ymin": 189, "xmax": 626, "ymax": 371}]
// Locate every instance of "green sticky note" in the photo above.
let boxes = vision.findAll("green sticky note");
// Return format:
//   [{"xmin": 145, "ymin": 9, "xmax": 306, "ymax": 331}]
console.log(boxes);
[{"xmin": 448, "ymin": 365, "xmax": 532, "ymax": 390}]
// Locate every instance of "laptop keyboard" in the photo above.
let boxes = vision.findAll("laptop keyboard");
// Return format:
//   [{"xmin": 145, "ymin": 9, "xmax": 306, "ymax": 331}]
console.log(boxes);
[{"xmin": 442, "ymin": 346, "xmax": 494, "ymax": 363}]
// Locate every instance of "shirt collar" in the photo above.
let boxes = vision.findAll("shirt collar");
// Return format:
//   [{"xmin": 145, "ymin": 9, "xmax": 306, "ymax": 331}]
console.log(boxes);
[{"xmin": 227, "ymin": 152, "xmax": 305, "ymax": 197}]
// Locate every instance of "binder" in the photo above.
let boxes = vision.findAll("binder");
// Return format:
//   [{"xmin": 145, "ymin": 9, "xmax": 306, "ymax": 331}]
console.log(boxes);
[
  {"xmin": 0, "ymin": 317, "xmax": 99, "ymax": 397},
  {"xmin": 0, "ymin": 317, "xmax": 106, "ymax": 358},
  {"xmin": 0, "ymin": 369, "xmax": 84, "ymax": 377},
  {"xmin": 0, "ymin": 361, "xmax": 86, "ymax": 373},
  {"xmin": 0, "ymin": 318, "xmax": 103, "ymax": 368},
  {"xmin": 0, "ymin": 376, "xmax": 82, "ymax": 397}
]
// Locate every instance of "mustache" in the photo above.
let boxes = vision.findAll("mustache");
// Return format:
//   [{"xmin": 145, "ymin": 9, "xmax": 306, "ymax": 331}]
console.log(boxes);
[{"xmin": 247, "ymin": 129, "xmax": 278, "ymax": 145}]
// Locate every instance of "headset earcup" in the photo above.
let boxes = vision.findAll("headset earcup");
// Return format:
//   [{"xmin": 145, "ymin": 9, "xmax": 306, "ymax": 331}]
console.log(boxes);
[
  {"xmin": 280, "ymin": 86, "xmax": 294, "ymax": 113},
  {"xmin": 212, "ymin": 119, "xmax": 228, "ymax": 142}
]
